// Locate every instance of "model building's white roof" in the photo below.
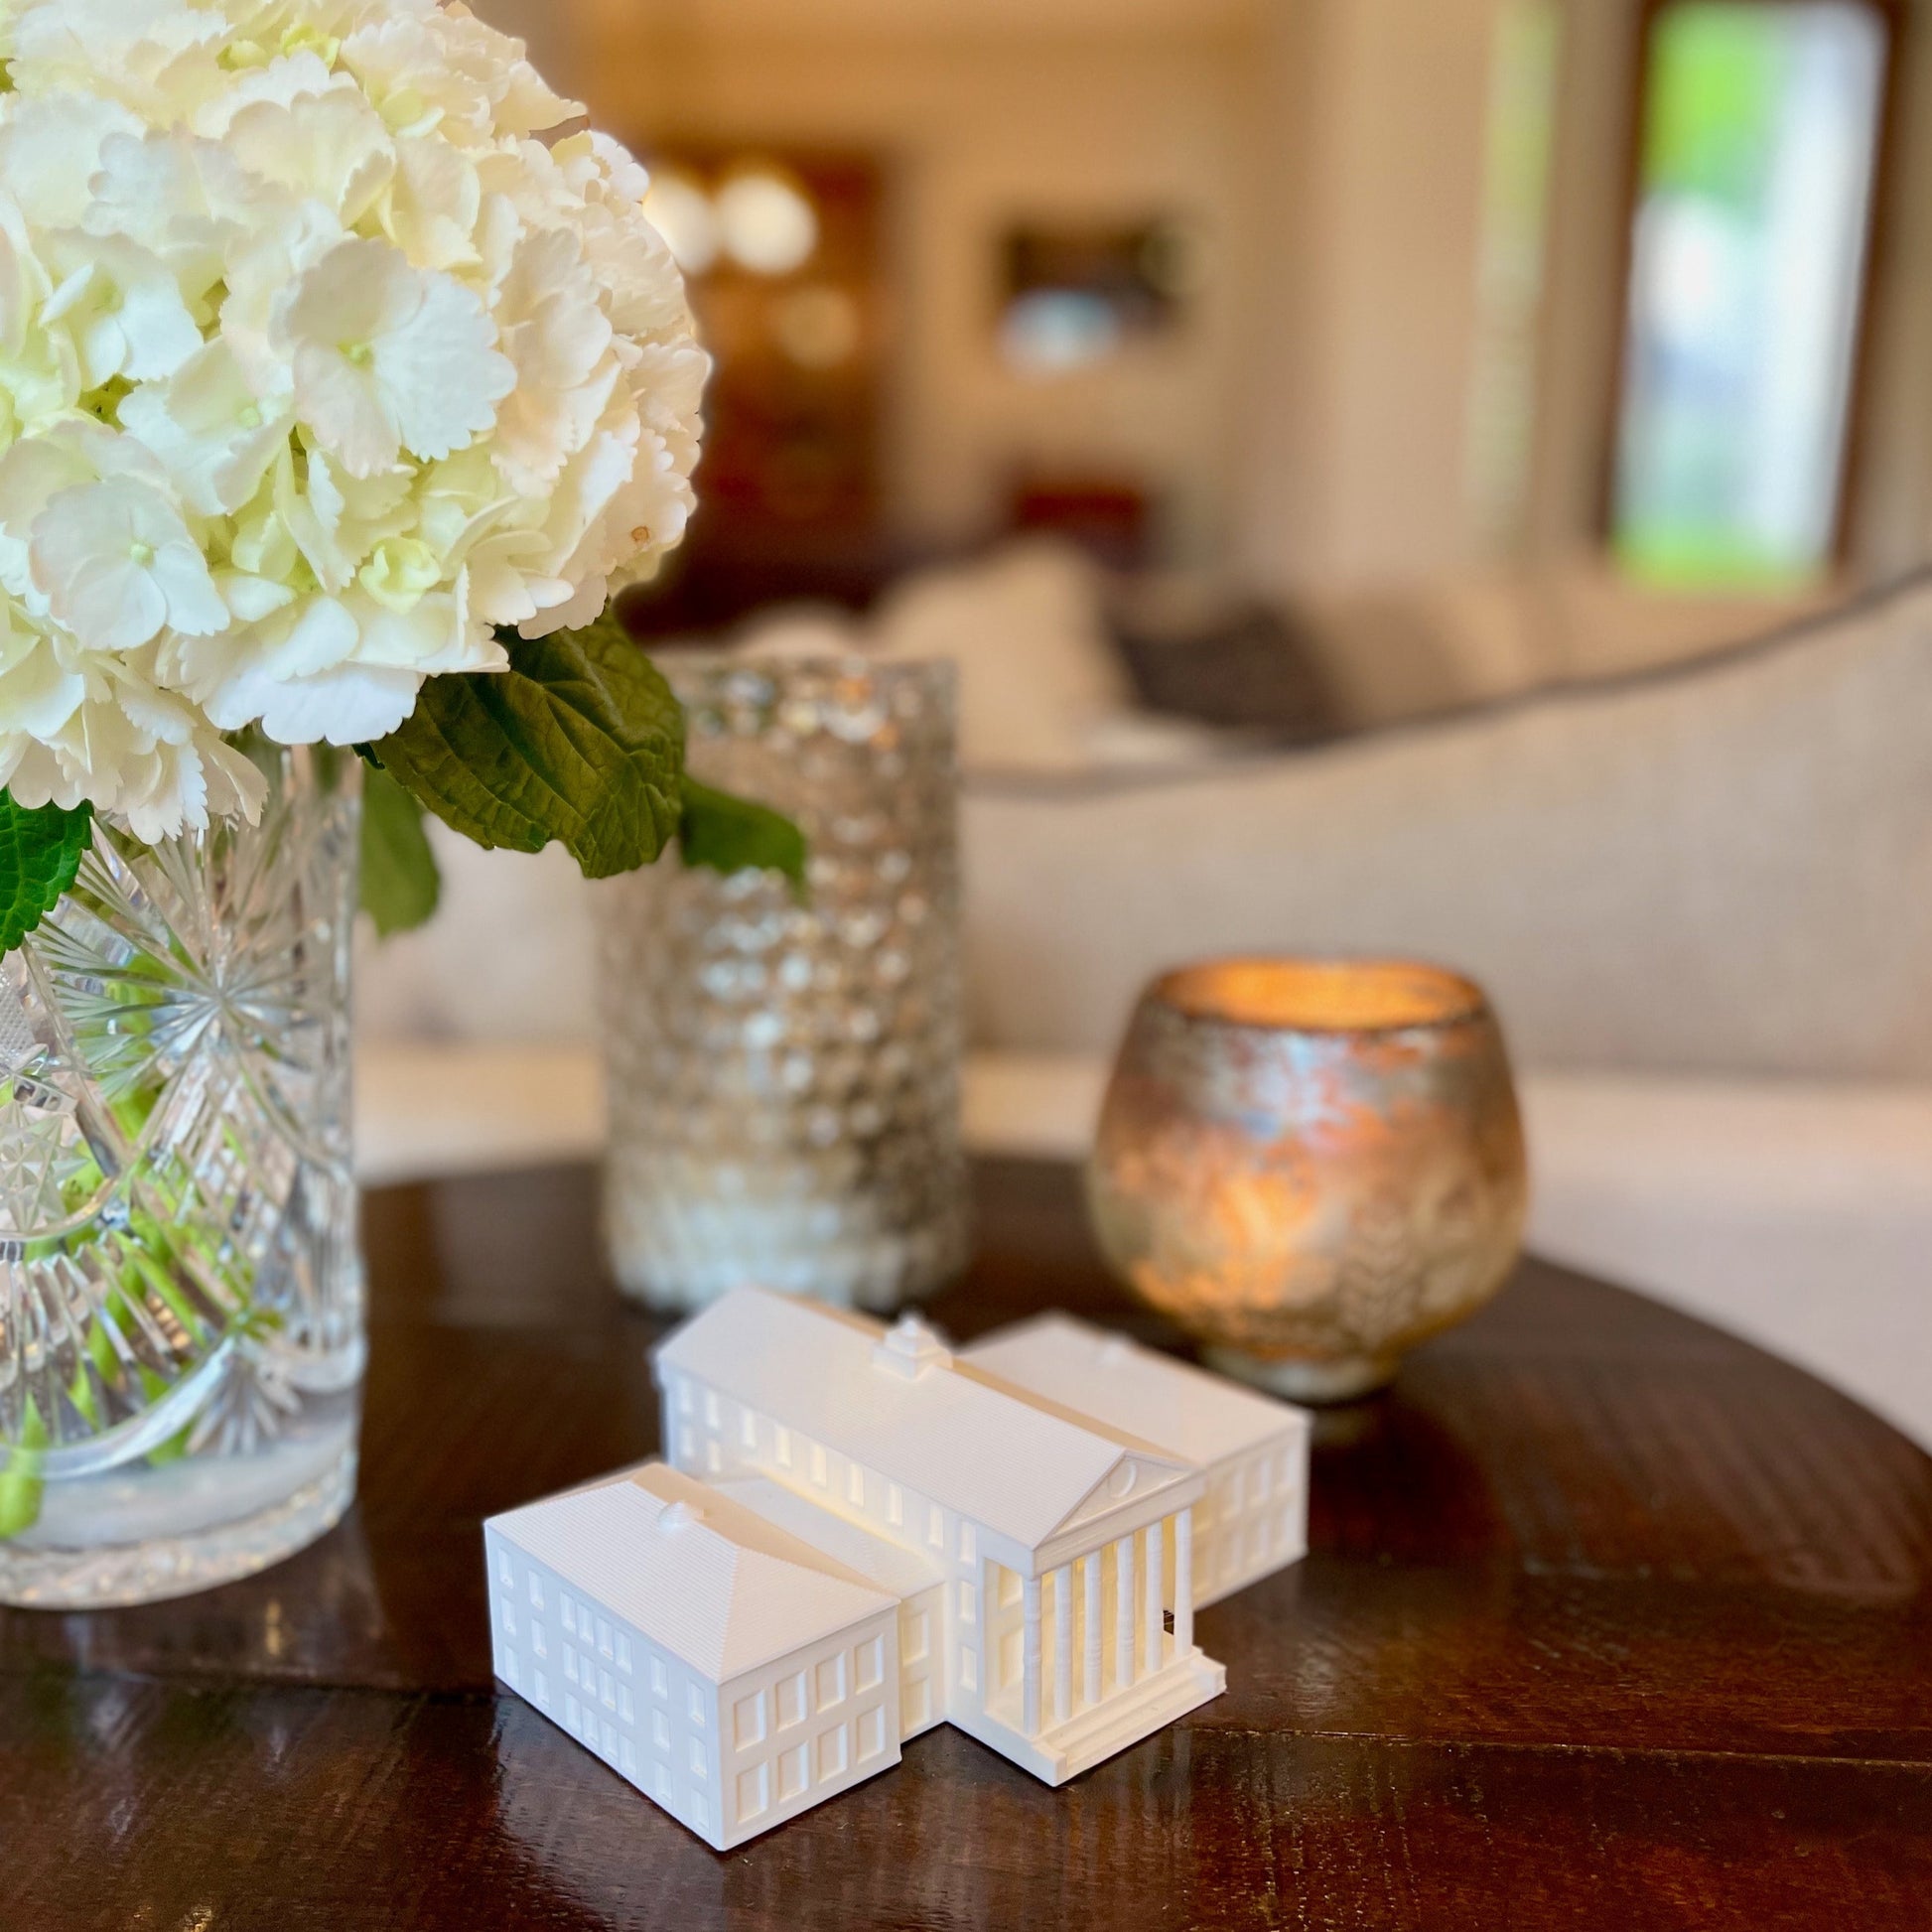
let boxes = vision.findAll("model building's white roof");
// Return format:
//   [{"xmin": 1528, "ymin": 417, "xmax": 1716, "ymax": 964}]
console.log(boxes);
[
  {"xmin": 486, "ymin": 1462, "xmax": 894, "ymax": 1682},
  {"xmin": 960, "ymin": 1314, "xmax": 1308, "ymax": 1469},
  {"xmin": 656, "ymin": 1288, "xmax": 1192, "ymax": 1550},
  {"xmin": 712, "ymin": 1476, "xmax": 945, "ymax": 1600}
]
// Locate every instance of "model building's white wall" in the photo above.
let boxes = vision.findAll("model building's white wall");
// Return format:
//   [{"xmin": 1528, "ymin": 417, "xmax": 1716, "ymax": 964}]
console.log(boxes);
[
  {"xmin": 982, "ymin": 1560, "xmax": 1030, "ymax": 1725},
  {"xmin": 897, "ymin": 1584, "xmax": 945, "ymax": 1737},
  {"xmin": 485, "ymin": 1529, "xmax": 730, "ymax": 1844},
  {"xmin": 1192, "ymin": 1436, "xmax": 1308, "ymax": 1608},
  {"xmin": 660, "ymin": 1365, "xmax": 1008, "ymax": 1725},
  {"xmin": 718, "ymin": 1611, "xmax": 902, "ymax": 1840},
  {"xmin": 490, "ymin": 1519, "xmax": 901, "ymax": 1849}
]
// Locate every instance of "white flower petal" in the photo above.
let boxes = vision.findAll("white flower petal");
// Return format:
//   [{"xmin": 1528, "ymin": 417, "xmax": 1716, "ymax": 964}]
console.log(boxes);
[
  {"xmin": 520, "ymin": 571, "xmax": 606, "ymax": 638},
  {"xmin": 121, "ymin": 338, "xmax": 294, "ymax": 516},
  {"xmin": 84, "ymin": 131, "xmax": 264, "ymax": 300},
  {"xmin": 148, "ymin": 539, "xmax": 230, "ymax": 637},
  {"xmin": 225, "ymin": 85, "xmax": 397, "ymax": 227},
  {"xmin": 0, "ymin": 92, "xmax": 145, "ymax": 229},
  {"xmin": 225, "ymin": 657, "xmax": 422, "ymax": 747},
  {"xmin": 30, "ymin": 478, "xmax": 226, "ymax": 650},
  {"xmin": 377, "ymin": 271, "xmax": 512, "ymax": 464},
  {"xmin": 115, "ymin": 669, "xmax": 199, "ymax": 746},
  {"xmin": 290, "ymin": 345, "xmax": 399, "ymax": 479},
  {"xmin": 380, "ymin": 133, "xmax": 482, "ymax": 273},
  {"xmin": 0, "ymin": 436, "xmax": 96, "ymax": 596},
  {"xmin": 41, "ymin": 235, "xmax": 203, "ymax": 388},
  {"xmin": 203, "ymin": 737, "xmax": 270, "ymax": 825},
  {"xmin": 0, "ymin": 627, "xmax": 84, "ymax": 738},
  {"xmin": 216, "ymin": 571, "xmax": 297, "ymax": 624},
  {"xmin": 275, "ymin": 237, "xmax": 434, "ymax": 477}
]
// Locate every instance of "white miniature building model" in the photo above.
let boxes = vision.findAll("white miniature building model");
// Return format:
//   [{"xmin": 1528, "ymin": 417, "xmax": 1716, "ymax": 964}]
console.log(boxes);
[
  {"xmin": 485, "ymin": 1288, "xmax": 1311, "ymax": 1850},
  {"xmin": 960, "ymin": 1314, "xmax": 1311, "ymax": 1606},
  {"xmin": 655, "ymin": 1288, "xmax": 1226, "ymax": 1788},
  {"xmin": 485, "ymin": 1462, "xmax": 901, "ymax": 1852}
]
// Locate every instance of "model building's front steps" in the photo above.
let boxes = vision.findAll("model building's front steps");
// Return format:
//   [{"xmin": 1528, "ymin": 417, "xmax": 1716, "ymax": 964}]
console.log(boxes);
[{"xmin": 954, "ymin": 1648, "xmax": 1227, "ymax": 1787}]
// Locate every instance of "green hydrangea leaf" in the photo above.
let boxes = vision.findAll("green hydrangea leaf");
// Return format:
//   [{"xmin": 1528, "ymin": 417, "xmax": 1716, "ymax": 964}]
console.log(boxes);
[
  {"xmin": 0, "ymin": 793, "xmax": 92, "ymax": 956},
  {"xmin": 680, "ymin": 777, "xmax": 808, "ymax": 893},
  {"xmin": 371, "ymin": 615, "xmax": 684, "ymax": 881},
  {"xmin": 359, "ymin": 762, "xmax": 443, "ymax": 938}
]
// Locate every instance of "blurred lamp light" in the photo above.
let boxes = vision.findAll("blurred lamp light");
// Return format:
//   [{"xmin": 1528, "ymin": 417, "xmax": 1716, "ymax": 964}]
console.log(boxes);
[
  {"xmin": 716, "ymin": 168, "xmax": 819, "ymax": 276},
  {"xmin": 999, "ymin": 291, "xmax": 1123, "ymax": 375},
  {"xmin": 774, "ymin": 284, "xmax": 862, "ymax": 368},
  {"xmin": 641, "ymin": 170, "xmax": 719, "ymax": 276}
]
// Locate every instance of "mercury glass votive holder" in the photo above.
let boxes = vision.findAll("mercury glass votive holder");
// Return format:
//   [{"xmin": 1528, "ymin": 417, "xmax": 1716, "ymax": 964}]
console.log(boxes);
[
  {"xmin": 1086, "ymin": 959, "xmax": 1529, "ymax": 1402},
  {"xmin": 596, "ymin": 655, "xmax": 966, "ymax": 1314}
]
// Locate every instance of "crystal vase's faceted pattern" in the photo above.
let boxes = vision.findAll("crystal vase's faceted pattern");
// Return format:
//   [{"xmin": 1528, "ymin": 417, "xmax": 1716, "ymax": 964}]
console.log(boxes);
[
  {"xmin": 0, "ymin": 751, "xmax": 364, "ymax": 1607},
  {"xmin": 598, "ymin": 658, "xmax": 965, "ymax": 1312}
]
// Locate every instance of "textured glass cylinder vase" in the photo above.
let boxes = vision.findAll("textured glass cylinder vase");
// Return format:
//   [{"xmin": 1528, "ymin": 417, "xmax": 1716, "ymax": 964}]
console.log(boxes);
[
  {"xmin": 599, "ymin": 656, "xmax": 965, "ymax": 1312},
  {"xmin": 0, "ymin": 750, "xmax": 364, "ymax": 1608}
]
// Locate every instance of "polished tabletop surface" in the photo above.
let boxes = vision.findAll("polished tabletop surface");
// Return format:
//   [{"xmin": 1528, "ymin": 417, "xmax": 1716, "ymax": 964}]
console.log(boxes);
[{"xmin": 4, "ymin": 1159, "xmax": 1930, "ymax": 1929}]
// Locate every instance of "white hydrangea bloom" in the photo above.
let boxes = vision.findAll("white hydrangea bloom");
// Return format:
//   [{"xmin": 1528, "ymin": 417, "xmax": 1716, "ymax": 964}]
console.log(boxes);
[{"xmin": 0, "ymin": 0, "xmax": 707, "ymax": 836}]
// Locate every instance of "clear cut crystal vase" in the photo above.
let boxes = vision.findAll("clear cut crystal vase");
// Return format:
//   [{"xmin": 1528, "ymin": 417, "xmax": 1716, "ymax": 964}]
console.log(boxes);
[{"xmin": 0, "ymin": 748, "xmax": 364, "ymax": 1608}]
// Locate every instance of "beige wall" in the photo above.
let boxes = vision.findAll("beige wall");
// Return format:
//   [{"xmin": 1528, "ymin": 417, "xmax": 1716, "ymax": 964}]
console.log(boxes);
[
  {"xmin": 564, "ymin": 10, "xmax": 1265, "ymax": 564},
  {"xmin": 1237, "ymin": 0, "xmax": 1506, "ymax": 595},
  {"xmin": 467, "ymin": 0, "xmax": 587, "ymax": 98},
  {"xmin": 482, "ymin": 0, "xmax": 1511, "ymax": 589}
]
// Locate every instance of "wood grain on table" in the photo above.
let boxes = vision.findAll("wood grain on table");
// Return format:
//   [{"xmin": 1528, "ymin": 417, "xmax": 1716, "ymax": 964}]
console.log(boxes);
[{"xmin": 4, "ymin": 1160, "xmax": 1929, "ymax": 1930}]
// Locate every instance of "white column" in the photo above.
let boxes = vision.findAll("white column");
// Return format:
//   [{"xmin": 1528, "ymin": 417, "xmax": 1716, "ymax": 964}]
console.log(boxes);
[
  {"xmin": 1174, "ymin": 1507, "xmax": 1194, "ymax": 1656},
  {"xmin": 1022, "ymin": 1575, "xmax": 1041, "ymax": 1735},
  {"xmin": 1083, "ymin": 1553, "xmax": 1103, "ymax": 1709},
  {"xmin": 1144, "ymin": 1517, "xmax": 1165, "ymax": 1676},
  {"xmin": 1052, "ymin": 1564, "xmax": 1073, "ymax": 1725},
  {"xmin": 1114, "ymin": 1534, "xmax": 1136, "ymax": 1688}
]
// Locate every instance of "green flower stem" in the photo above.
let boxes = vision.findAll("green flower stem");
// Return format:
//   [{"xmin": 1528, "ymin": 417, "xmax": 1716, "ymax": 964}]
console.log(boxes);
[
  {"xmin": 66, "ymin": 1359, "xmax": 102, "ymax": 1430},
  {"xmin": 0, "ymin": 1400, "xmax": 48, "ymax": 1541},
  {"xmin": 136, "ymin": 1366, "xmax": 193, "ymax": 1467},
  {"xmin": 2, "ymin": 1062, "xmax": 272, "ymax": 1541},
  {"xmin": 125, "ymin": 1215, "xmax": 210, "ymax": 1344}
]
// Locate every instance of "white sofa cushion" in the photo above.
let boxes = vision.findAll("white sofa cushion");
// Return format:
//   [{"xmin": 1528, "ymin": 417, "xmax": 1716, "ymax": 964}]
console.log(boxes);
[
  {"xmin": 1519, "ymin": 1070, "xmax": 1932, "ymax": 1454},
  {"xmin": 963, "ymin": 573, "xmax": 1932, "ymax": 1077},
  {"xmin": 872, "ymin": 539, "xmax": 1133, "ymax": 771}
]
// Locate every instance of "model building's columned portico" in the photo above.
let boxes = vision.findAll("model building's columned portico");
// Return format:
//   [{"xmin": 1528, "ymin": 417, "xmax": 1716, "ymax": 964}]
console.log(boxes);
[
  {"xmin": 961, "ymin": 1313, "xmax": 1311, "ymax": 1607},
  {"xmin": 653, "ymin": 1289, "xmax": 1226, "ymax": 1784}
]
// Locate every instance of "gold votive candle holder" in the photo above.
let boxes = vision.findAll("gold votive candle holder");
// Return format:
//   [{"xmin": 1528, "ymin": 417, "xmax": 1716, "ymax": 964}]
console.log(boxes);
[{"xmin": 1086, "ymin": 958, "xmax": 1529, "ymax": 1402}]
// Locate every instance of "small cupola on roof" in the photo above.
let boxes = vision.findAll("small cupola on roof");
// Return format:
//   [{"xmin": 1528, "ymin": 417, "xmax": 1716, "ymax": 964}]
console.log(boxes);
[{"xmin": 873, "ymin": 1314, "xmax": 953, "ymax": 1380}]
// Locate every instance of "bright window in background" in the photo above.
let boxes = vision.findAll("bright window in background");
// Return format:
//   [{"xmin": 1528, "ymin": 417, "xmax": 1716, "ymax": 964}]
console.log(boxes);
[{"xmin": 1611, "ymin": 1, "xmax": 1890, "ymax": 588}]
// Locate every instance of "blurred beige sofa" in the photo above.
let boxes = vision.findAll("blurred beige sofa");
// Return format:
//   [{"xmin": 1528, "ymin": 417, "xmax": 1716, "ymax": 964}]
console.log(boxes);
[{"xmin": 358, "ymin": 553, "xmax": 1932, "ymax": 1449}]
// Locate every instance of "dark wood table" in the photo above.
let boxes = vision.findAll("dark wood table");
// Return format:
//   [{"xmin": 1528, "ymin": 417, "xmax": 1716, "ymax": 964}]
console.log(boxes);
[{"xmin": 4, "ymin": 1159, "xmax": 1930, "ymax": 1929}]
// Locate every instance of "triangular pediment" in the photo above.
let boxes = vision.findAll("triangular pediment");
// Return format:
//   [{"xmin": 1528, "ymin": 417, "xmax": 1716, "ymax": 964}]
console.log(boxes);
[{"xmin": 1047, "ymin": 1451, "xmax": 1194, "ymax": 1541}]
